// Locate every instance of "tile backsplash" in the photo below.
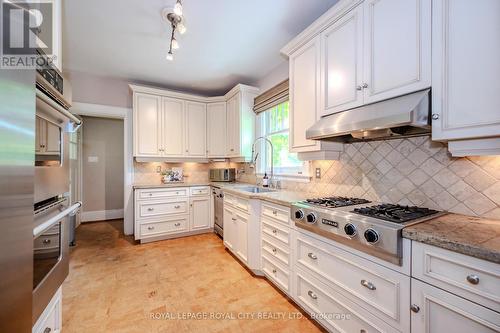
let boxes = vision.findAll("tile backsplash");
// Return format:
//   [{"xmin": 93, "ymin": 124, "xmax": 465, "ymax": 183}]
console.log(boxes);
[
  {"xmin": 133, "ymin": 136, "xmax": 500, "ymax": 219},
  {"xmin": 240, "ymin": 136, "xmax": 500, "ymax": 219}
]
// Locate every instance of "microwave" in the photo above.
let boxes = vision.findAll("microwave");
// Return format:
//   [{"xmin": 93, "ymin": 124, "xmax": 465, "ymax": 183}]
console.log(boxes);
[{"xmin": 209, "ymin": 168, "xmax": 236, "ymax": 182}]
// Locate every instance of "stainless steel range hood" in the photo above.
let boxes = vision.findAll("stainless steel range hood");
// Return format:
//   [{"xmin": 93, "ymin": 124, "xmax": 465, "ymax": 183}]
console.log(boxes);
[{"xmin": 306, "ymin": 89, "xmax": 431, "ymax": 142}]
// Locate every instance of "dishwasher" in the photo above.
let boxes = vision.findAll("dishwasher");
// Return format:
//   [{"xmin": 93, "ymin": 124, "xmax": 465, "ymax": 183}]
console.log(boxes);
[{"xmin": 212, "ymin": 187, "xmax": 224, "ymax": 238}]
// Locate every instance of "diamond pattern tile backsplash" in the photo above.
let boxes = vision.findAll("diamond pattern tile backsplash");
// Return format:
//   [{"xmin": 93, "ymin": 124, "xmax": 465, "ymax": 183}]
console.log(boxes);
[{"xmin": 133, "ymin": 136, "xmax": 500, "ymax": 220}]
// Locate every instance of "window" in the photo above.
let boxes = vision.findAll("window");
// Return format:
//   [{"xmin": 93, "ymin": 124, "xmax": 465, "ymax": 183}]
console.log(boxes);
[{"xmin": 256, "ymin": 101, "xmax": 309, "ymax": 179}]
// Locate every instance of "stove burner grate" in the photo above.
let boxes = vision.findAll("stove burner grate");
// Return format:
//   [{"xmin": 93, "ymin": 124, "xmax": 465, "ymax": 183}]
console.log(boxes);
[
  {"xmin": 305, "ymin": 196, "xmax": 371, "ymax": 208},
  {"xmin": 352, "ymin": 204, "xmax": 440, "ymax": 223}
]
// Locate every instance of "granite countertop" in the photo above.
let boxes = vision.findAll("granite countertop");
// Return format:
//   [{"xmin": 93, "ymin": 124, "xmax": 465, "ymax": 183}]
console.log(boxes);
[
  {"xmin": 403, "ymin": 214, "xmax": 500, "ymax": 264},
  {"xmin": 132, "ymin": 181, "xmax": 309, "ymax": 207}
]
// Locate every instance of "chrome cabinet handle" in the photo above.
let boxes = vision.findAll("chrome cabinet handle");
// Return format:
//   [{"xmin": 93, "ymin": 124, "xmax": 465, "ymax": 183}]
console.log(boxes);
[
  {"xmin": 356, "ymin": 85, "xmax": 362, "ymax": 91},
  {"xmin": 307, "ymin": 290, "xmax": 318, "ymax": 300},
  {"xmin": 272, "ymin": 269, "xmax": 277, "ymax": 274},
  {"xmin": 272, "ymin": 248, "xmax": 277, "ymax": 254},
  {"xmin": 466, "ymin": 274, "xmax": 479, "ymax": 285},
  {"xmin": 148, "ymin": 193, "xmax": 153, "ymax": 196},
  {"xmin": 410, "ymin": 304, "xmax": 420, "ymax": 313},
  {"xmin": 272, "ymin": 229, "xmax": 277, "ymax": 234},
  {"xmin": 231, "ymin": 218, "xmax": 237, "ymax": 221},
  {"xmin": 174, "ymin": 223, "xmax": 181, "ymax": 227},
  {"xmin": 308, "ymin": 252, "xmax": 318, "ymax": 260},
  {"xmin": 432, "ymin": 113, "xmax": 439, "ymax": 120},
  {"xmin": 148, "ymin": 226, "xmax": 154, "ymax": 230},
  {"xmin": 185, "ymin": 150, "xmax": 188, "ymax": 153},
  {"xmin": 176, "ymin": 192, "xmax": 180, "ymax": 194},
  {"xmin": 272, "ymin": 210, "xmax": 278, "ymax": 215},
  {"xmin": 44, "ymin": 328, "xmax": 51, "ymax": 333},
  {"xmin": 42, "ymin": 239, "xmax": 51, "ymax": 244},
  {"xmin": 174, "ymin": 205, "xmax": 181, "ymax": 209},
  {"xmin": 147, "ymin": 208, "xmax": 154, "ymax": 211},
  {"xmin": 361, "ymin": 280, "xmax": 376, "ymax": 290},
  {"xmin": 362, "ymin": 83, "xmax": 369, "ymax": 88}
]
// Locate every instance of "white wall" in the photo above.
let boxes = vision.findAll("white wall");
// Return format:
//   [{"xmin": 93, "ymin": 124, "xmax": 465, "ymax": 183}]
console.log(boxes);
[{"xmin": 256, "ymin": 61, "xmax": 289, "ymax": 92}]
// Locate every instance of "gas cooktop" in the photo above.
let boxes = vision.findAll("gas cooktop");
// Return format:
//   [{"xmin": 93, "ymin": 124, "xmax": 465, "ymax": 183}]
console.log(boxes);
[{"xmin": 291, "ymin": 197, "xmax": 445, "ymax": 265}]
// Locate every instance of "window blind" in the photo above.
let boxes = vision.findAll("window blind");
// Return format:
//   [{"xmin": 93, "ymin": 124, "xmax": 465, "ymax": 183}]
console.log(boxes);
[{"xmin": 253, "ymin": 79, "xmax": 289, "ymax": 114}]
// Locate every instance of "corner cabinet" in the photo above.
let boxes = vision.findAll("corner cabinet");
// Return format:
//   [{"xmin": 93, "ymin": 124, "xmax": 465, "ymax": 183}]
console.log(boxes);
[
  {"xmin": 131, "ymin": 84, "xmax": 258, "ymax": 161},
  {"xmin": 431, "ymin": 0, "xmax": 500, "ymax": 156}
]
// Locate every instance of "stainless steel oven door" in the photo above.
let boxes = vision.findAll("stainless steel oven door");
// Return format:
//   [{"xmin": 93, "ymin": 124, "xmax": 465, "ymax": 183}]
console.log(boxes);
[
  {"xmin": 32, "ymin": 199, "xmax": 81, "ymax": 324},
  {"xmin": 35, "ymin": 90, "xmax": 70, "ymax": 203}
]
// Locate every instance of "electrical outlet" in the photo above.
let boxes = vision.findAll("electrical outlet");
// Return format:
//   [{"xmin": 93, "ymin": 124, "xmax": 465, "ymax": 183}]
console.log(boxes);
[
  {"xmin": 156, "ymin": 166, "xmax": 161, "ymax": 173},
  {"xmin": 315, "ymin": 168, "xmax": 321, "ymax": 179}
]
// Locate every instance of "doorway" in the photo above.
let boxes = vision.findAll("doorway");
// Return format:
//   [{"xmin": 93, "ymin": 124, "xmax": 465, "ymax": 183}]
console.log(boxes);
[{"xmin": 80, "ymin": 116, "xmax": 124, "ymax": 222}]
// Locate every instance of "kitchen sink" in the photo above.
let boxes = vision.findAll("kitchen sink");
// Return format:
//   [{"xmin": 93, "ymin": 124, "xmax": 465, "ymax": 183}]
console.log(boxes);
[{"xmin": 234, "ymin": 186, "xmax": 276, "ymax": 193}]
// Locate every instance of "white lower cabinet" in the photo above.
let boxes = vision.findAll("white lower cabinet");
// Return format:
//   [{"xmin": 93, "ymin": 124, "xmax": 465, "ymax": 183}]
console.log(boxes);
[
  {"xmin": 223, "ymin": 194, "xmax": 249, "ymax": 265},
  {"xmin": 411, "ymin": 279, "xmax": 500, "ymax": 333},
  {"xmin": 134, "ymin": 186, "xmax": 212, "ymax": 242},
  {"xmin": 33, "ymin": 287, "xmax": 62, "ymax": 333}
]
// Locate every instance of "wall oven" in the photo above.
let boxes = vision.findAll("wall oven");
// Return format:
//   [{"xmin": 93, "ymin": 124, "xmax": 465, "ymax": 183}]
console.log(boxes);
[{"xmin": 33, "ymin": 60, "xmax": 82, "ymax": 324}]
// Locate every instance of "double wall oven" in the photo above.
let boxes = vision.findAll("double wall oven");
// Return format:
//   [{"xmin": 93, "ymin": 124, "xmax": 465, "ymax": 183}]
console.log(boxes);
[{"xmin": 33, "ymin": 61, "xmax": 82, "ymax": 324}]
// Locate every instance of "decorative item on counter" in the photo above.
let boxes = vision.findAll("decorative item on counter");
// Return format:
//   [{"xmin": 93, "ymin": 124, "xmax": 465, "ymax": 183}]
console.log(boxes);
[
  {"xmin": 262, "ymin": 173, "xmax": 269, "ymax": 187},
  {"xmin": 161, "ymin": 167, "xmax": 184, "ymax": 183}
]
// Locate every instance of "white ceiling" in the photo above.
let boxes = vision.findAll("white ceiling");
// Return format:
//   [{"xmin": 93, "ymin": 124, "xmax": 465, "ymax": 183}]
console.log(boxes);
[{"xmin": 63, "ymin": 0, "xmax": 338, "ymax": 96}]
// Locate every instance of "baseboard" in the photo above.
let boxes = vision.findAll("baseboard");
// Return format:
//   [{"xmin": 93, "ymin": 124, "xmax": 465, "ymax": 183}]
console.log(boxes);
[{"xmin": 81, "ymin": 209, "xmax": 124, "ymax": 222}]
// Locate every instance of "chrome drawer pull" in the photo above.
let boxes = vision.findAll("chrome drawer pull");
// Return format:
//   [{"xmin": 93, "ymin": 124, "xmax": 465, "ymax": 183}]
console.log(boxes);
[
  {"xmin": 272, "ymin": 269, "xmax": 277, "ymax": 274},
  {"xmin": 42, "ymin": 239, "xmax": 51, "ymax": 244},
  {"xmin": 272, "ymin": 210, "xmax": 278, "ymax": 215},
  {"xmin": 272, "ymin": 248, "xmax": 277, "ymax": 254},
  {"xmin": 307, "ymin": 290, "xmax": 318, "ymax": 300},
  {"xmin": 148, "ymin": 193, "xmax": 153, "ymax": 196},
  {"xmin": 148, "ymin": 226, "xmax": 155, "ymax": 230},
  {"xmin": 174, "ymin": 223, "xmax": 181, "ymax": 227},
  {"xmin": 44, "ymin": 328, "xmax": 52, "ymax": 333},
  {"xmin": 147, "ymin": 208, "xmax": 154, "ymax": 211},
  {"xmin": 232, "ymin": 218, "xmax": 237, "ymax": 221},
  {"xmin": 361, "ymin": 280, "xmax": 376, "ymax": 290},
  {"xmin": 410, "ymin": 304, "xmax": 420, "ymax": 313},
  {"xmin": 174, "ymin": 205, "xmax": 181, "ymax": 209},
  {"xmin": 272, "ymin": 229, "xmax": 277, "ymax": 234},
  {"xmin": 466, "ymin": 274, "xmax": 479, "ymax": 285},
  {"xmin": 308, "ymin": 253, "xmax": 318, "ymax": 260}
]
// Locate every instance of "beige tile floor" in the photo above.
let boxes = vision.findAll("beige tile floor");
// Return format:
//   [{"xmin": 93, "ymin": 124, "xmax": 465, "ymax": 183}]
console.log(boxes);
[{"xmin": 62, "ymin": 220, "xmax": 325, "ymax": 332}]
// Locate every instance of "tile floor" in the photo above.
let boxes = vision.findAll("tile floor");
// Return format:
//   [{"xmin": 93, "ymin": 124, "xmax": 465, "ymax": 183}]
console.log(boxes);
[{"xmin": 62, "ymin": 220, "xmax": 324, "ymax": 332}]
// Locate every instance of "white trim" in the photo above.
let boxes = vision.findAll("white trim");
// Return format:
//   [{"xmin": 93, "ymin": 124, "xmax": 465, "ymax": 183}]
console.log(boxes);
[
  {"xmin": 81, "ymin": 209, "xmax": 124, "ymax": 222},
  {"xmin": 72, "ymin": 102, "xmax": 135, "ymax": 235}
]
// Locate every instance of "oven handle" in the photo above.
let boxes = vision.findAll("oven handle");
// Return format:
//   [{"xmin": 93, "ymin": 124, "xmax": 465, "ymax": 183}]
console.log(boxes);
[
  {"xmin": 33, "ymin": 201, "xmax": 82, "ymax": 238},
  {"xmin": 36, "ymin": 88, "xmax": 82, "ymax": 126}
]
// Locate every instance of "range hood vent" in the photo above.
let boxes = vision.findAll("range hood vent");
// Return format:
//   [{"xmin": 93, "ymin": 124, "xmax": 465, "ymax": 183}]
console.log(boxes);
[{"xmin": 306, "ymin": 89, "xmax": 431, "ymax": 142}]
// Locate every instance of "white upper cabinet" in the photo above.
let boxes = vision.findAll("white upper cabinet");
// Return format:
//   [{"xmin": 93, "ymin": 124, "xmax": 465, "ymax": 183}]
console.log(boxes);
[
  {"xmin": 184, "ymin": 101, "xmax": 206, "ymax": 157},
  {"xmin": 362, "ymin": 0, "xmax": 431, "ymax": 104},
  {"xmin": 431, "ymin": 0, "xmax": 500, "ymax": 151},
  {"xmin": 131, "ymin": 84, "xmax": 257, "ymax": 161},
  {"xmin": 134, "ymin": 93, "xmax": 161, "ymax": 157},
  {"xmin": 162, "ymin": 97, "xmax": 185, "ymax": 157},
  {"xmin": 320, "ymin": 4, "xmax": 364, "ymax": 117},
  {"xmin": 207, "ymin": 102, "xmax": 227, "ymax": 157}
]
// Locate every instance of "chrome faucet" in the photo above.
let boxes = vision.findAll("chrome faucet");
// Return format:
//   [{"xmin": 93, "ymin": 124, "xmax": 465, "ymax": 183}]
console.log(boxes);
[{"xmin": 251, "ymin": 136, "xmax": 274, "ymax": 186}]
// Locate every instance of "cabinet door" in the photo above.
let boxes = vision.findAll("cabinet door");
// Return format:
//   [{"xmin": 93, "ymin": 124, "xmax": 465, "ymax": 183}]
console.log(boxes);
[
  {"xmin": 45, "ymin": 121, "xmax": 61, "ymax": 154},
  {"xmin": 185, "ymin": 101, "xmax": 207, "ymax": 157},
  {"xmin": 320, "ymin": 4, "xmax": 364, "ymax": 116},
  {"xmin": 362, "ymin": 0, "xmax": 431, "ymax": 104},
  {"xmin": 236, "ymin": 212, "xmax": 248, "ymax": 264},
  {"xmin": 431, "ymin": 0, "xmax": 500, "ymax": 141},
  {"xmin": 190, "ymin": 197, "xmax": 210, "ymax": 230},
  {"xmin": 134, "ymin": 93, "xmax": 161, "ymax": 156},
  {"xmin": 226, "ymin": 94, "xmax": 241, "ymax": 156},
  {"xmin": 289, "ymin": 36, "xmax": 322, "ymax": 152},
  {"xmin": 207, "ymin": 102, "xmax": 227, "ymax": 157},
  {"xmin": 411, "ymin": 279, "xmax": 500, "ymax": 333},
  {"xmin": 223, "ymin": 207, "xmax": 236, "ymax": 250},
  {"xmin": 162, "ymin": 97, "xmax": 184, "ymax": 156},
  {"xmin": 35, "ymin": 116, "xmax": 44, "ymax": 153}
]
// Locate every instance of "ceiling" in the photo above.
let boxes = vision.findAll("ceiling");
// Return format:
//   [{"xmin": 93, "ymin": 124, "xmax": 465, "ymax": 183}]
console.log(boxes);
[{"xmin": 63, "ymin": 0, "xmax": 338, "ymax": 96}]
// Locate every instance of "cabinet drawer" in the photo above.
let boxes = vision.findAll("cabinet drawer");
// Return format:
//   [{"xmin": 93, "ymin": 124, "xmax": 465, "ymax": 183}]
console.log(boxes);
[
  {"xmin": 137, "ymin": 187, "xmax": 188, "ymax": 200},
  {"xmin": 224, "ymin": 193, "xmax": 249, "ymax": 212},
  {"xmin": 140, "ymin": 217, "xmax": 188, "ymax": 237},
  {"xmin": 262, "ymin": 218, "xmax": 290, "ymax": 246},
  {"xmin": 262, "ymin": 255, "xmax": 290, "ymax": 293},
  {"xmin": 223, "ymin": 193, "xmax": 236, "ymax": 206},
  {"xmin": 295, "ymin": 269, "xmax": 399, "ymax": 333},
  {"xmin": 190, "ymin": 186, "xmax": 210, "ymax": 196},
  {"xmin": 137, "ymin": 199, "xmax": 188, "ymax": 219},
  {"xmin": 261, "ymin": 202, "xmax": 290, "ymax": 226},
  {"xmin": 296, "ymin": 232, "xmax": 410, "ymax": 331},
  {"xmin": 412, "ymin": 241, "xmax": 500, "ymax": 312},
  {"xmin": 262, "ymin": 235, "xmax": 290, "ymax": 267}
]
